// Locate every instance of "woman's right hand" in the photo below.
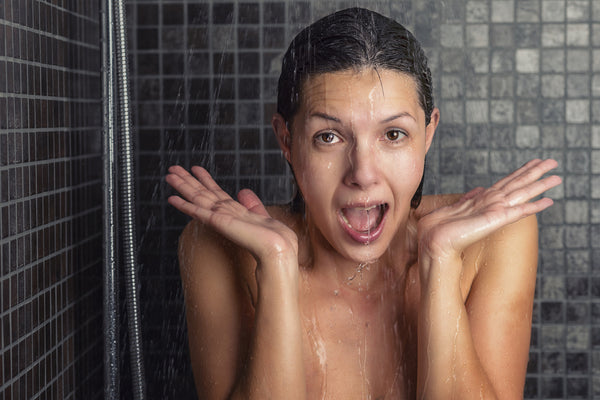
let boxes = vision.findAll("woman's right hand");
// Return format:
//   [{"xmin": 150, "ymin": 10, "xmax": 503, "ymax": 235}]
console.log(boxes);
[{"xmin": 166, "ymin": 166, "xmax": 299, "ymax": 268}]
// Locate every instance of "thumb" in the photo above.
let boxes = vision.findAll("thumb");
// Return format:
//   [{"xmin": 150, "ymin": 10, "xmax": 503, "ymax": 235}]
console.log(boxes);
[{"xmin": 238, "ymin": 189, "xmax": 269, "ymax": 217}]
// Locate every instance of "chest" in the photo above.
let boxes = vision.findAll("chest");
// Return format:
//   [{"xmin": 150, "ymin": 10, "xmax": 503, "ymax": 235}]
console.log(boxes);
[{"xmin": 298, "ymin": 285, "xmax": 419, "ymax": 399}]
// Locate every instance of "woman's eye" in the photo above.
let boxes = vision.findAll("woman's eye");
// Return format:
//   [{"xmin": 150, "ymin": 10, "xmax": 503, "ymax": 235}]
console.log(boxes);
[
  {"xmin": 315, "ymin": 131, "xmax": 340, "ymax": 144},
  {"xmin": 384, "ymin": 129, "xmax": 406, "ymax": 141}
]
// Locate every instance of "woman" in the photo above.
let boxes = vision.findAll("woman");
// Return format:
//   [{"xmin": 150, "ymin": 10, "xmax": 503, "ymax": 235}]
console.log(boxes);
[{"xmin": 166, "ymin": 8, "xmax": 561, "ymax": 399}]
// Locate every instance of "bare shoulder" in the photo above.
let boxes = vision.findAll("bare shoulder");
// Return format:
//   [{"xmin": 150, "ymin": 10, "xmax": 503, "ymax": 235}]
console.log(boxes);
[
  {"xmin": 415, "ymin": 193, "xmax": 539, "ymax": 297},
  {"xmin": 178, "ymin": 218, "xmax": 257, "ymax": 301},
  {"xmin": 178, "ymin": 203, "xmax": 298, "ymax": 308}
]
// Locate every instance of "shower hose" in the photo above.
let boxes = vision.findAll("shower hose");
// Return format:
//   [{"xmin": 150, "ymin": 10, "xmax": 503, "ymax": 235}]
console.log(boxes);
[{"xmin": 103, "ymin": 0, "xmax": 146, "ymax": 399}]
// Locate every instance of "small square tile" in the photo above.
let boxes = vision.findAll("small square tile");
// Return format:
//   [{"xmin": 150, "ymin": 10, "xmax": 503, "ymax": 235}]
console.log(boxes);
[
  {"xmin": 490, "ymin": 150, "xmax": 514, "ymax": 173},
  {"xmin": 542, "ymin": 49, "xmax": 565, "ymax": 73},
  {"xmin": 466, "ymin": 101, "xmax": 488, "ymax": 123},
  {"xmin": 440, "ymin": 25, "xmax": 464, "ymax": 49},
  {"xmin": 439, "ymin": 101, "xmax": 464, "ymax": 123},
  {"xmin": 567, "ymin": 23, "xmax": 590, "ymax": 47},
  {"xmin": 542, "ymin": 276, "xmax": 566, "ymax": 299},
  {"xmin": 491, "ymin": 75, "xmax": 513, "ymax": 97},
  {"xmin": 541, "ymin": 351, "xmax": 565, "ymax": 374},
  {"xmin": 567, "ymin": 377, "xmax": 589, "ymax": 399},
  {"xmin": 466, "ymin": 76, "xmax": 488, "ymax": 98},
  {"xmin": 540, "ymin": 226, "xmax": 565, "ymax": 249},
  {"xmin": 491, "ymin": 50, "xmax": 515, "ymax": 73},
  {"xmin": 567, "ymin": 0, "xmax": 590, "ymax": 21},
  {"xmin": 567, "ymin": 302, "xmax": 588, "ymax": 323},
  {"xmin": 516, "ymin": 24, "xmax": 540, "ymax": 48},
  {"xmin": 567, "ymin": 277, "xmax": 589, "ymax": 299},
  {"xmin": 542, "ymin": 0, "xmax": 565, "ymax": 22},
  {"xmin": 566, "ymin": 225, "xmax": 589, "ymax": 248},
  {"xmin": 541, "ymin": 325, "xmax": 566, "ymax": 349},
  {"xmin": 542, "ymin": 75, "xmax": 565, "ymax": 98},
  {"xmin": 491, "ymin": 1, "xmax": 514, "ymax": 23},
  {"xmin": 516, "ymin": 125, "xmax": 540, "ymax": 148},
  {"xmin": 490, "ymin": 100, "xmax": 513, "ymax": 123},
  {"xmin": 517, "ymin": 1, "xmax": 539, "ymax": 22},
  {"xmin": 541, "ymin": 301, "xmax": 564, "ymax": 322},
  {"xmin": 466, "ymin": 1, "xmax": 488, "ymax": 22},
  {"xmin": 541, "ymin": 377, "xmax": 564, "ymax": 398},
  {"xmin": 517, "ymin": 74, "xmax": 540, "ymax": 98},
  {"xmin": 567, "ymin": 74, "xmax": 590, "ymax": 98},
  {"xmin": 468, "ymin": 50, "xmax": 489, "ymax": 73},
  {"xmin": 516, "ymin": 49, "xmax": 539, "ymax": 73},
  {"xmin": 566, "ymin": 100, "xmax": 590, "ymax": 123},
  {"xmin": 491, "ymin": 25, "xmax": 514, "ymax": 47},
  {"xmin": 238, "ymin": 3, "xmax": 259, "ymax": 24},
  {"xmin": 441, "ymin": 74, "xmax": 463, "ymax": 98},
  {"xmin": 567, "ymin": 50, "xmax": 590, "ymax": 73},
  {"xmin": 567, "ymin": 328, "xmax": 590, "ymax": 351},
  {"xmin": 466, "ymin": 24, "xmax": 488, "ymax": 48},
  {"xmin": 542, "ymin": 24, "xmax": 565, "ymax": 47}
]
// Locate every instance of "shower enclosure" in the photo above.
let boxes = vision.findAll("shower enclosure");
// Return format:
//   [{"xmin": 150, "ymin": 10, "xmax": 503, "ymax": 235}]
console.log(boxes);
[{"xmin": 1, "ymin": 0, "xmax": 599, "ymax": 399}]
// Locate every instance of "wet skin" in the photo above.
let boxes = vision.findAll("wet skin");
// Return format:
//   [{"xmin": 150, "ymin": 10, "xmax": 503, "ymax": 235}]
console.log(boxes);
[
  {"xmin": 271, "ymin": 69, "xmax": 436, "ymax": 397},
  {"xmin": 166, "ymin": 68, "xmax": 562, "ymax": 399},
  {"xmin": 275, "ymin": 69, "xmax": 437, "ymax": 282}
]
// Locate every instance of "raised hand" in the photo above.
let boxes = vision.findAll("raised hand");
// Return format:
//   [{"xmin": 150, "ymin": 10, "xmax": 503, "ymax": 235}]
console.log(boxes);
[
  {"xmin": 166, "ymin": 166, "xmax": 298, "ymax": 263},
  {"xmin": 417, "ymin": 159, "xmax": 561, "ymax": 264}
]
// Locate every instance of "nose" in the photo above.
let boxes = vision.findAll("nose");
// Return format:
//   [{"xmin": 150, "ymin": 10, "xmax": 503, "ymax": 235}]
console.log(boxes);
[{"xmin": 344, "ymin": 140, "xmax": 379, "ymax": 189}]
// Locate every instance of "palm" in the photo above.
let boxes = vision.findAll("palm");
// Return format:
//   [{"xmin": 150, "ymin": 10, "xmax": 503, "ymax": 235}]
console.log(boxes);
[
  {"xmin": 417, "ymin": 159, "xmax": 561, "ymax": 259},
  {"xmin": 166, "ymin": 166, "xmax": 298, "ymax": 261}
]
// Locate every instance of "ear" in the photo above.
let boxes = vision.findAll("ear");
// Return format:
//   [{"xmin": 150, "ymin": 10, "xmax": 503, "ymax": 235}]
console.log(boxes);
[
  {"xmin": 272, "ymin": 113, "xmax": 292, "ymax": 162},
  {"xmin": 424, "ymin": 107, "xmax": 440, "ymax": 154}
]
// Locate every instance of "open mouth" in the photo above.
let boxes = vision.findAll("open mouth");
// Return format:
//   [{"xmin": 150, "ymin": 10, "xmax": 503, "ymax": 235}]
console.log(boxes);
[{"xmin": 339, "ymin": 203, "xmax": 388, "ymax": 243}]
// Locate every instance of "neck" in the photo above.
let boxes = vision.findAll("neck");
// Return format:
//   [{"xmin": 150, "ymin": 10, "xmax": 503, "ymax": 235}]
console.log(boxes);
[{"xmin": 301, "ymin": 215, "xmax": 414, "ymax": 294}]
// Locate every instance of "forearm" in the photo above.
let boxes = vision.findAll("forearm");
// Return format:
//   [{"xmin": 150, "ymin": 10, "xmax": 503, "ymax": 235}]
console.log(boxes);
[
  {"xmin": 229, "ymin": 257, "xmax": 306, "ymax": 400},
  {"xmin": 417, "ymin": 255, "xmax": 497, "ymax": 400}
]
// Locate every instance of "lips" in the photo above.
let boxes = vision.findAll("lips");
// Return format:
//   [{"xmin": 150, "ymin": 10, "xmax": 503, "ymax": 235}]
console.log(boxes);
[{"xmin": 339, "ymin": 203, "xmax": 388, "ymax": 244}]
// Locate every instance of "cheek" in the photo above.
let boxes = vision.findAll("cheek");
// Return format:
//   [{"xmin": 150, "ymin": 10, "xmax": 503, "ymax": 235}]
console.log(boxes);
[{"xmin": 384, "ymin": 148, "xmax": 425, "ymax": 192}]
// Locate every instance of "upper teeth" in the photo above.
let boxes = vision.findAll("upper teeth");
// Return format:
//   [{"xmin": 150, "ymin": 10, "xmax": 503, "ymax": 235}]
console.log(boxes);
[{"xmin": 354, "ymin": 204, "xmax": 380, "ymax": 211}]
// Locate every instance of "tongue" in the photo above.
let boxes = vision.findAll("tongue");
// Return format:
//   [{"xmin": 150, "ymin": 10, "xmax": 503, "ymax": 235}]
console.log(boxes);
[{"xmin": 343, "ymin": 207, "xmax": 381, "ymax": 232}]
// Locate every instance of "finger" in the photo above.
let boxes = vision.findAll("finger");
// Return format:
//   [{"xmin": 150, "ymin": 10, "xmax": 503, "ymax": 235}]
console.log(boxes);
[
  {"xmin": 492, "ymin": 159, "xmax": 545, "ymax": 189},
  {"xmin": 166, "ymin": 173, "xmax": 225, "ymax": 211},
  {"xmin": 505, "ymin": 174, "xmax": 562, "ymax": 206},
  {"xmin": 501, "ymin": 159, "xmax": 560, "ymax": 194},
  {"xmin": 460, "ymin": 187, "xmax": 485, "ymax": 202},
  {"xmin": 238, "ymin": 189, "xmax": 270, "ymax": 217},
  {"xmin": 166, "ymin": 166, "xmax": 213, "ymax": 198},
  {"xmin": 169, "ymin": 195, "xmax": 281, "ymax": 256},
  {"xmin": 191, "ymin": 166, "xmax": 223, "ymax": 192}
]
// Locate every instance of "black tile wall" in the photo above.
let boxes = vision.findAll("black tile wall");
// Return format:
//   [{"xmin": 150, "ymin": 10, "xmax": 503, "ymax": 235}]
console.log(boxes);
[
  {"xmin": 0, "ymin": 0, "xmax": 103, "ymax": 399},
  {"xmin": 128, "ymin": 1, "xmax": 600, "ymax": 399}
]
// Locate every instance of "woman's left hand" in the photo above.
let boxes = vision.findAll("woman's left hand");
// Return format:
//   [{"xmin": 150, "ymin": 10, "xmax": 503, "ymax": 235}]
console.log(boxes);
[{"xmin": 417, "ymin": 158, "xmax": 561, "ymax": 278}]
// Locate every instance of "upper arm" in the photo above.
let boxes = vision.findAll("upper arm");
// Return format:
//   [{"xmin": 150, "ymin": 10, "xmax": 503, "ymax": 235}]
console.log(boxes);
[
  {"xmin": 464, "ymin": 214, "xmax": 538, "ymax": 399},
  {"xmin": 178, "ymin": 220, "xmax": 255, "ymax": 399}
]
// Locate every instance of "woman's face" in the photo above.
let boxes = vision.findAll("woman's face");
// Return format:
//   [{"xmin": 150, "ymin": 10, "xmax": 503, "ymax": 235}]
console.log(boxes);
[{"xmin": 277, "ymin": 68, "xmax": 439, "ymax": 263}]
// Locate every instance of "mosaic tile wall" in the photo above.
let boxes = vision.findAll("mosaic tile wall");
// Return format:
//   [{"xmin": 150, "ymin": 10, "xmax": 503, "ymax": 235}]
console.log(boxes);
[
  {"xmin": 0, "ymin": 0, "xmax": 103, "ymax": 399},
  {"xmin": 128, "ymin": 0, "xmax": 600, "ymax": 398}
]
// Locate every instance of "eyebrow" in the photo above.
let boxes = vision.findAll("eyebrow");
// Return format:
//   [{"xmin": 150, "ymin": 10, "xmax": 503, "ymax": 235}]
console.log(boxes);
[{"xmin": 309, "ymin": 111, "xmax": 416, "ymax": 123}]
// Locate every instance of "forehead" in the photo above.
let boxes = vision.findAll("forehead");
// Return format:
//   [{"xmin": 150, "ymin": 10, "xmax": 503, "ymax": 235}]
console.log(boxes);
[{"xmin": 299, "ymin": 68, "xmax": 422, "ymax": 119}]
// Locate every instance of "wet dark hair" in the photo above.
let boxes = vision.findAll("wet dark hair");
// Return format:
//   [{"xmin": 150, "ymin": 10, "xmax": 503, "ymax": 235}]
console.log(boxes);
[{"xmin": 277, "ymin": 7, "xmax": 433, "ymax": 209}]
